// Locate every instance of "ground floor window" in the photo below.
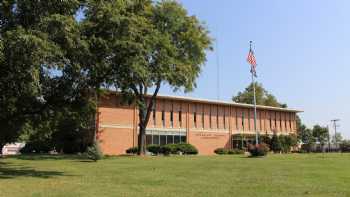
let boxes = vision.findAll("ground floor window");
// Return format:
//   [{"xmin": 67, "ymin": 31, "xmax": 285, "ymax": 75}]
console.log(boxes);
[
  {"xmin": 146, "ymin": 129, "xmax": 186, "ymax": 145},
  {"xmin": 232, "ymin": 135, "xmax": 256, "ymax": 149}
]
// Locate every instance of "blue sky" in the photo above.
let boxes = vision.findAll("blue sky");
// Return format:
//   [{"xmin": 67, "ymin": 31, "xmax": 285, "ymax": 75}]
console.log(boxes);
[{"xmin": 158, "ymin": 0, "xmax": 350, "ymax": 138}]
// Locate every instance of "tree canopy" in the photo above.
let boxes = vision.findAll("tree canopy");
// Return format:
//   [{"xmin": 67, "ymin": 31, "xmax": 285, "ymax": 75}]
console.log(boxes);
[
  {"xmin": 0, "ymin": 0, "xmax": 212, "ymax": 155},
  {"xmin": 232, "ymin": 82, "xmax": 287, "ymax": 108},
  {"xmin": 0, "ymin": 0, "xmax": 93, "ymax": 151},
  {"xmin": 81, "ymin": 0, "xmax": 212, "ymax": 154}
]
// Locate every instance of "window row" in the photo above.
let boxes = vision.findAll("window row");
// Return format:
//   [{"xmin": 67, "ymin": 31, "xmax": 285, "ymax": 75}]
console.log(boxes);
[
  {"xmin": 149, "ymin": 104, "xmax": 295, "ymax": 132},
  {"xmin": 146, "ymin": 134, "xmax": 187, "ymax": 145}
]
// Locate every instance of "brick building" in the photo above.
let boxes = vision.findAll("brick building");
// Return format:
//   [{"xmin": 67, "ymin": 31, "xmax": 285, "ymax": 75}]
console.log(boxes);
[{"xmin": 97, "ymin": 93, "xmax": 302, "ymax": 155}]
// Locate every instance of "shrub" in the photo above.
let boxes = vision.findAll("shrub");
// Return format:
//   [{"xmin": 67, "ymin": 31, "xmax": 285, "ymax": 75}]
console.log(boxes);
[
  {"xmin": 340, "ymin": 140, "xmax": 350, "ymax": 152},
  {"xmin": 163, "ymin": 144, "xmax": 179, "ymax": 154},
  {"xmin": 147, "ymin": 144, "xmax": 162, "ymax": 155},
  {"xmin": 248, "ymin": 143, "xmax": 269, "ymax": 157},
  {"xmin": 270, "ymin": 133, "xmax": 282, "ymax": 153},
  {"xmin": 177, "ymin": 143, "xmax": 198, "ymax": 155},
  {"xmin": 227, "ymin": 149, "xmax": 245, "ymax": 155},
  {"xmin": 160, "ymin": 145, "xmax": 172, "ymax": 155},
  {"xmin": 214, "ymin": 148, "xmax": 244, "ymax": 155},
  {"xmin": 85, "ymin": 142, "xmax": 103, "ymax": 161},
  {"xmin": 126, "ymin": 147, "xmax": 139, "ymax": 154},
  {"xmin": 214, "ymin": 148, "xmax": 228, "ymax": 155}
]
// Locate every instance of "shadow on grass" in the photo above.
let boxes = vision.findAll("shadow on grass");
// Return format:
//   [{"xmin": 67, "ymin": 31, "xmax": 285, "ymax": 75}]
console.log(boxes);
[
  {"xmin": 0, "ymin": 164, "xmax": 70, "ymax": 179},
  {"xmin": 7, "ymin": 154, "xmax": 86, "ymax": 161}
]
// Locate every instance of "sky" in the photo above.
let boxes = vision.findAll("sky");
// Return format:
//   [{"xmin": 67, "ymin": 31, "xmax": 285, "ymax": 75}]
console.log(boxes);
[{"xmin": 157, "ymin": 0, "xmax": 350, "ymax": 139}]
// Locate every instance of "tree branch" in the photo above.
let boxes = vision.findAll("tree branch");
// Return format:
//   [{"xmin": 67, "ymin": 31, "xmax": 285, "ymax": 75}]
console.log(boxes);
[{"xmin": 144, "ymin": 80, "xmax": 161, "ymax": 125}]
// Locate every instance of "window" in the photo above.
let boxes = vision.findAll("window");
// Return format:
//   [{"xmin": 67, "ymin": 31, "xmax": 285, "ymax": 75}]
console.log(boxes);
[
  {"xmin": 223, "ymin": 113, "xmax": 226, "ymax": 130},
  {"xmin": 179, "ymin": 110, "xmax": 182, "ymax": 128},
  {"xmin": 285, "ymin": 114, "xmax": 287, "ymax": 130},
  {"xmin": 194, "ymin": 112, "xmax": 197, "ymax": 128},
  {"xmin": 170, "ymin": 110, "xmax": 174, "ymax": 128},
  {"xmin": 153, "ymin": 135, "xmax": 159, "ymax": 145},
  {"xmin": 242, "ymin": 112, "xmax": 245, "ymax": 130},
  {"xmin": 167, "ymin": 135, "xmax": 174, "ymax": 144},
  {"xmin": 180, "ymin": 136, "xmax": 186, "ymax": 143},
  {"xmin": 161, "ymin": 110, "xmax": 165, "ymax": 127},
  {"xmin": 235, "ymin": 110, "xmax": 238, "ymax": 129},
  {"xmin": 152, "ymin": 108, "xmax": 156, "ymax": 126},
  {"xmin": 202, "ymin": 112, "xmax": 205, "ymax": 129},
  {"xmin": 216, "ymin": 107, "xmax": 219, "ymax": 129},
  {"xmin": 146, "ymin": 135, "xmax": 152, "ymax": 145},
  {"xmin": 174, "ymin": 135, "xmax": 180, "ymax": 144},
  {"xmin": 209, "ymin": 108, "xmax": 212, "ymax": 129},
  {"xmin": 269, "ymin": 113, "xmax": 272, "ymax": 129},
  {"xmin": 248, "ymin": 110, "xmax": 251, "ymax": 130},
  {"xmin": 160, "ymin": 135, "xmax": 166, "ymax": 145},
  {"xmin": 280, "ymin": 115, "xmax": 282, "ymax": 131},
  {"xmin": 274, "ymin": 112, "xmax": 277, "ymax": 128},
  {"xmin": 145, "ymin": 131, "xmax": 186, "ymax": 146}
]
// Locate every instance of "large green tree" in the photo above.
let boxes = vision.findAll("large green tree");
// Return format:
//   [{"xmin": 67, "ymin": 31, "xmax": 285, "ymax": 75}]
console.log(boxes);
[
  {"xmin": 82, "ymin": 0, "xmax": 212, "ymax": 155},
  {"xmin": 232, "ymin": 82, "xmax": 287, "ymax": 108},
  {"xmin": 312, "ymin": 125, "xmax": 329, "ymax": 150},
  {"xmin": 0, "ymin": 0, "xmax": 93, "ymax": 152}
]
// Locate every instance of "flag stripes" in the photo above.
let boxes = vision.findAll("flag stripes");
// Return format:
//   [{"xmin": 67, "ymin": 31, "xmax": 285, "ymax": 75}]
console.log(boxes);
[{"xmin": 247, "ymin": 49, "xmax": 257, "ymax": 77}]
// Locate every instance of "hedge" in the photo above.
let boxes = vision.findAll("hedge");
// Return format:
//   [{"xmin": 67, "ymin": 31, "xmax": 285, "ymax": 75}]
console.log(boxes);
[{"xmin": 214, "ymin": 148, "xmax": 244, "ymax": 155}]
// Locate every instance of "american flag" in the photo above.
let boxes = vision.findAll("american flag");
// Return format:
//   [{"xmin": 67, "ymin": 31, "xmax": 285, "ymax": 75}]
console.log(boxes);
[{"xmin": 247, "ymin": 48, "xmax": 257, "ymax": 77}]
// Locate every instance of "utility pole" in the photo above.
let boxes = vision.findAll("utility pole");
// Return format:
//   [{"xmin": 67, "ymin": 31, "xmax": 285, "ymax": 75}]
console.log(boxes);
[{"xmin": 331, "ymin": 119, "xmax": 340, "ymax": 150}]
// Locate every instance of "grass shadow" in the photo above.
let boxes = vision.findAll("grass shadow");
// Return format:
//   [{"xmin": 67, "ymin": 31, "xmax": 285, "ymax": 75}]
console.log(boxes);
[
  {"xmin": 0, "ymin": 164, "xmax": 70, "ymax": 179},
  {"xmin": 7, "ymin": 154, "xmax": 86, "ymax": 161}
]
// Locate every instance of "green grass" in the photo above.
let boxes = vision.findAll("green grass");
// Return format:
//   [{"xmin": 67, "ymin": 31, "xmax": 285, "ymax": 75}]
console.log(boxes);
[{"xmin": 1, "ymin": 154, "xmax": 350, "ymax": 197}]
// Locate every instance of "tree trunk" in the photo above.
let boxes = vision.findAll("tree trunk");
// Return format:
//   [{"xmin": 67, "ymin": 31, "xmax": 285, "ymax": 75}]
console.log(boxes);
[
  {"xmin": 136, "ymin": 81, "xmax": 161, "ymax": 156},
  {"xmin": 138, "ymin": 106, "xmax": 147, "ymax": 155}
]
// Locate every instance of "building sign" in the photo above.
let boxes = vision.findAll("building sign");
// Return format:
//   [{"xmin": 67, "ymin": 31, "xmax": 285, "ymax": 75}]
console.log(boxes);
[{"xmin": 195, "ymin": 133, "xmax": 226, "ymax": 139}]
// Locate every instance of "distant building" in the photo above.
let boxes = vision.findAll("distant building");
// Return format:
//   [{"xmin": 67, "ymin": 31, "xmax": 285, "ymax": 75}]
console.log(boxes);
[{"xmin": 97, "ymin": 93, "xmax": 302, "ymax": 155}]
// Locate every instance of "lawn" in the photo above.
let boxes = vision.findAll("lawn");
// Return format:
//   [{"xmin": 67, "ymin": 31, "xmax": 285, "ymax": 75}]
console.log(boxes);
[{"xmin": 1, "ymin": 154, "xmax": 350, "ymax": 197}]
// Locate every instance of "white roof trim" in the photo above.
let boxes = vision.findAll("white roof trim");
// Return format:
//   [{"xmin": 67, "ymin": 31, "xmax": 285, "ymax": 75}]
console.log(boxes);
[{"xmin": 155, "ymin": 94, "xmax": 303, "ymax": 113}]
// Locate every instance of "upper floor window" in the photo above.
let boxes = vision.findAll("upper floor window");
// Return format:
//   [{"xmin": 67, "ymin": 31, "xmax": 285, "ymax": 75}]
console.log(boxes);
[
  {"xmin": 161, "ymin": 110, "xmax": 165, "ymax": 127},
  {"xmin": 242, "ymin": 112, "xmax": 245, "ymax": 130},
  {"xmin": 152, "ymin": 103, "xmax": 156, "ymax": 126},
  {"xmin": 223, "ymin": 113, "xmax": 226, "ymax": 130},
  {"xmin": 194, "ymin": 112, "xmax": 197, "ymax": 128},
  {"xmin": 248, "ymin": 110, "xmax": 251, "ymax": 130},
  {"xmin": 216, "ymin": 108, "xmax": 219, "ymax": 129},
  {"xmin": 275, "ymin": 112, "xmax": 277, "ymax": 129},
  {"xmin": 280, "ymin": 115, "xmax": 283, "ymax": 130},
  {"xmin": 179, "ymin": 110, "xmax": 182, "ymax": 128},
  {"xmin": 235, "ymin": 110, "xmax": 238, "ymax": 129},
  {"xmin": 170, "ymin": 110, "xmax": 174, "ymax": 128},
  {"xmin": 202, "ymin": 112, "xmax": 205, "ymax": 129},
  {"xmin": 209, "ymin": 109, "xmax": 212, "ymax": 129}
]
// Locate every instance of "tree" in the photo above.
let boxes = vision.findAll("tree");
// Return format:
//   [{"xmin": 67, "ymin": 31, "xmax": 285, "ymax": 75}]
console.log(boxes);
[
  {"xmin": 296, "ymin": 115, "xmax": 305, "ymax": 141},
  {"xmin": 232, "ymin": 82, "xmax": 287, "ymax": 108},
  {"xmin": 312, "ymin": 125, "xmax": 329, "ymax": 151},
  {"xmin": 0, "ymin": 0, "xmax": 92, "ymax": 153},
  {"xmin": 82, "ymin": 0, "xmax": 212, "ymax": 155},
  {"xmin": 270, "ymin": 133, "xmax": 282, "ymax": 153}
]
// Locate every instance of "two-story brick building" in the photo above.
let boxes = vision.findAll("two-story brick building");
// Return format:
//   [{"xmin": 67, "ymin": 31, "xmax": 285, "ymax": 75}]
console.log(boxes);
[{"xmin": 97, "ymin": 93, "xmax": 302, "ymax": 155}]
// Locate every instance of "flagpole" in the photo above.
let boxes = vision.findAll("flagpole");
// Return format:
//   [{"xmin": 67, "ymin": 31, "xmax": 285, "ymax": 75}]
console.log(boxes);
[
  {"xmin": 249, "ymin": 41, "xmax": 259, "ymax": 145},
  {"xmin": 252, "ymin": 71, "xmax": 259, "ymax": 145}
]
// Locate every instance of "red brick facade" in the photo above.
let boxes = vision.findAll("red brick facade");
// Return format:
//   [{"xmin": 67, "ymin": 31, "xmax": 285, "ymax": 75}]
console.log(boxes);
[{"xmin": 97, "ymin": 94, "xmax": 301, "ymax": 155}]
